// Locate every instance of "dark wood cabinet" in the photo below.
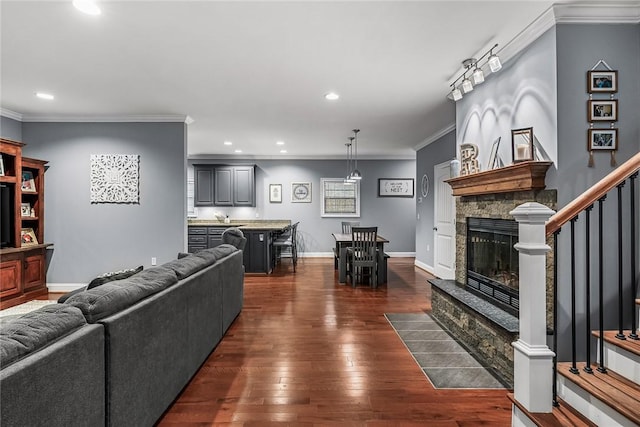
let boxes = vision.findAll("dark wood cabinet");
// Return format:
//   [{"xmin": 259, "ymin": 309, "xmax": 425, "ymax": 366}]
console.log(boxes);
[
  {"xmin": 194, "ymin": 165, "xmax": 255, "ymax": 207},
  {"xmin": 0, "ymin": 139, "xmax": 50, "ymax": 309}
]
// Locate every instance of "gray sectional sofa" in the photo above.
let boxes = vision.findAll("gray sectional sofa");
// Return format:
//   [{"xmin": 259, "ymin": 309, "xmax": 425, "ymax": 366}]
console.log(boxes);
[{"xmin": 0, "ymin": 231, "xmax": 245, "ymax": 427}]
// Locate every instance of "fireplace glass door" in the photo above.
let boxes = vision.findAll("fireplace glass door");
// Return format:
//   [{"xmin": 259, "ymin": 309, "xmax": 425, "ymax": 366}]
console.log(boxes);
[{"xmin": 466, "ymin": 217, "xmax": 519, "ymax": 311}]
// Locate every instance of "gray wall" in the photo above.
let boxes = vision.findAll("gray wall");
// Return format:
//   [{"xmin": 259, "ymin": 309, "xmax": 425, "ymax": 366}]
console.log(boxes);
[
  {"xmin": 554, "ymin": 23, "xmax": 640, "ymax": 359},
  {"xmin": 21, "ymin": 121, "xmax": 187, "ymax": 285},
  {"xmin": 457, "ymin": 27, "xmax": 558, "ymax": 172},
  {"xmin": 189, "ymin": 158, "xmax": 417, "ymax": 254},
  {"xmin": 1, "ymin": 116, "xmax": 22, "ymax": 141},
  {"xmin": 415, "ymin": 130, "xmax": 456, "ymax": 270}
]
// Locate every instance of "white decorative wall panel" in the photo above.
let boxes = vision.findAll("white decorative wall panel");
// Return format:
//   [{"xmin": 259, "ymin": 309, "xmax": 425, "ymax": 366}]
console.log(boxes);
[{"xmin": 90, "ymin": 154, "xmax": 140, "ymax": 203}]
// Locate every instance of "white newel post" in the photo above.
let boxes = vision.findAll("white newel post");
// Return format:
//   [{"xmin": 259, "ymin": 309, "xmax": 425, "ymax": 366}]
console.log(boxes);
[{"xmin": 510, "ymin": 202, "xmax": 556, "ymax": 414}]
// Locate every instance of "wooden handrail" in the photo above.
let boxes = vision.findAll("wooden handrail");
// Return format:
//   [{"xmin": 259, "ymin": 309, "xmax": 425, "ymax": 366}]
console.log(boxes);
[{"xmin": 546, "ymin": 151, "xmax": 640, "ymax": 236}]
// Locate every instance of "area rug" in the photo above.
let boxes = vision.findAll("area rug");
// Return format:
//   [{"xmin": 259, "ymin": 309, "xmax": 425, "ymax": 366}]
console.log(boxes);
[
  {"xmin": 0, "ymin": 300, "xmax": 58, "ymax": 319},
  {"xmin": 385, "ymin": 312, "xmax": 506, "ymax": 389}
]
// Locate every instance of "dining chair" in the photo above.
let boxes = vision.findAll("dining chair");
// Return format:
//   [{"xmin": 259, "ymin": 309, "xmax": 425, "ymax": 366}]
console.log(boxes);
[
  {"xmin": 346, "ymin": 226, "xmax": 378, "ymax": 288},
  {"xmin": 272, "ymin": 222, "xmax": 299, "ymax": 272},
  {"xmin": 341, "ymin": 221, "xmax": 360, "ymax": 234}
]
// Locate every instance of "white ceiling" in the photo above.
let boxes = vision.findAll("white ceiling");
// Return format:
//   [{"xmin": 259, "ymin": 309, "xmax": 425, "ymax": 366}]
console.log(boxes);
[{"xmin": 0, "ymin": 1, "xmax": 559, "ymax": 159}]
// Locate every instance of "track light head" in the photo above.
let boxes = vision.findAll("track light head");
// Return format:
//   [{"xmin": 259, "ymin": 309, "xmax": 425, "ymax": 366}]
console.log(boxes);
[
  {"xmin": 472, "ymin": 67, "xmax": 485, "ymax": 85},
  {"xmin": 461, "ymin": 76, "xmax": 473, "ymax": 94},
  {"xmin": 488, "ymin": 52, "xmax": 502, "ymax": 72},
  {"xmin": 451, "ymin": 87, "xmax": 463, "ymax": 101}
]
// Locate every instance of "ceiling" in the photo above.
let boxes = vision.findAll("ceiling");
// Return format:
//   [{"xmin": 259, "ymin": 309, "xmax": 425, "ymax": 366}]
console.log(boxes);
[{"xmin": 0, "ymin": 1, "xmax": 558, "ymax": 159}]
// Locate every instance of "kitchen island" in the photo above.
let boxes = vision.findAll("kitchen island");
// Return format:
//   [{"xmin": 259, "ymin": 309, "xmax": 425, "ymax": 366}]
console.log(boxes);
[{"xmin": 187, "ymin": 219, "xmax": 291, "ymax": 273}]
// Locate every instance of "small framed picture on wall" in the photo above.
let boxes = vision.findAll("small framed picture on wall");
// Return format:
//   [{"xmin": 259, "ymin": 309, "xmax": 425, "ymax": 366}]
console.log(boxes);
[
  {"xmin": 587, "ymin": 70, "xmax": 618, "ymax": 93},
  {"xmin": 269, "ymin": 184, "xmax": 282, "ymax": 203},
  {"xmin": 588, "ymin": 128, "xmax": 618, "ymax": 151},
  {"xmin": 588, "ymin": 100, "xmax": 618, "ymax": 122}
]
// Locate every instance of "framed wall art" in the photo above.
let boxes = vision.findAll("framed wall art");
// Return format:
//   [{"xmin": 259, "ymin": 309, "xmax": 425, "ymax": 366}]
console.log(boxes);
[
  {"xmin": 378, "ymin": 178, "xmax": 414, "ymax": 198},
  {"xmin": 588, "ymin": 128, "xmax": 618, "ymax": 151},
  {"xmin": 90, "ymin": 154, "xmax": 140, "ymax": 203},
  {"xmin": 588, "ymin": 99, "xmax": 618, "ymax": 122},
  {"xmin": 269, "ymin": 184, "xmax": 282, "ymax": 203},
  {"xmin": 291, "ymin": 182, "xmax": 311, "ymax": 203},
  {"xmin": 587, "ymin": 70, "xmax": 617, "ymax": 93}
]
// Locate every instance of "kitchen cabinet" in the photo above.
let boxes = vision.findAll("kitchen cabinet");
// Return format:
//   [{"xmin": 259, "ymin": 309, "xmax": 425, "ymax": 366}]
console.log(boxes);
[
  {"xmin": 187, "ymin": 226, "xmax": 228, "ymax": 253},
  {"xmin": 243, "ymin": 230, "xmax": 273, "ymax": 274},
  {"xmin": 194, "ymin": 165, "xmax": 255, "ymax": 207}
]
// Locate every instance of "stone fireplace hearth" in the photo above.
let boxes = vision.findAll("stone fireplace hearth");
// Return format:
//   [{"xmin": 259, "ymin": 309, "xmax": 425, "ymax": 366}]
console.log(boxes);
[{"xmin": 430, "ymin": 162, "xmax": 556, "ymax": 387}]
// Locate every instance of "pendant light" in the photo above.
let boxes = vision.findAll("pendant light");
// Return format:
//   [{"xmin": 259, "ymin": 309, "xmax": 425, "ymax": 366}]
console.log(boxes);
[
  {"xmin": 344, "ymin": 138, "xmax": 356, "ymax": 183},
  {"xmin": 350, "ymin": 129, "xmax": 362, "ymax": 180}
]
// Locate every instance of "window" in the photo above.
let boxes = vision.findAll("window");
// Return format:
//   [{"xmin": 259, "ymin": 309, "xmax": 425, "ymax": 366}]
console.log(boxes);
[{"xmin": 321, "ymin": 178, "xmax": 360, "ymax": 217}]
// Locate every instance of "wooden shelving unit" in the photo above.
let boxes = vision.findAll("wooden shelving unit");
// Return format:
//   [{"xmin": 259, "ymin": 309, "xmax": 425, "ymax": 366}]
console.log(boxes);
[{"xmin": 0, "ymin": 138, "xmax": 51, "ymax": 309}]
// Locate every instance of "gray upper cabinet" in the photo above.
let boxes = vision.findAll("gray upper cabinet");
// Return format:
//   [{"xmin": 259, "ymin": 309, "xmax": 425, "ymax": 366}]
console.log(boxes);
[
  {"xmin": 194, "ymin": 164, "xmax": 255, "ymax": 207},
  {"xmin": 194, "ymin": 166, "xmax": 214, "ymax": 206},
  {"xmin": 214, "ymin": 167, "xmax": 233, "ymax": 206},
  {"xmin": 232, "ymin": 166, "xmax": 255, "ymax": 206}
]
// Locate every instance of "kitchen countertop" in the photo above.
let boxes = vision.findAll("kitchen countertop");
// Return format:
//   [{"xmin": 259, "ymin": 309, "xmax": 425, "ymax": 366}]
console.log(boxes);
[{"xmin": 188, "ymin": 219, "xmax": 291, "ymax": 230}]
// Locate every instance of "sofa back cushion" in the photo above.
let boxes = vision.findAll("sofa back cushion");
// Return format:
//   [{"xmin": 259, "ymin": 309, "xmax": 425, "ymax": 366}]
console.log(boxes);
[
  {"xmin": 163, "ymin": 245, "xmax": 238, "ymax": 280},
  {"xmin": 0, "ymin": 304, "xmax": 87, "ymax": 368},
  {"xmin": 65, "ymin": 266, "xmax": 178, "ymax": 323}
]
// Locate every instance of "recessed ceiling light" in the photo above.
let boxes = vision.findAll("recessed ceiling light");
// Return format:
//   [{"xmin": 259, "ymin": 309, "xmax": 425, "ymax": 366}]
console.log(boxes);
[
  {"xmin": 234, "ymin": 149, "xmax": 242, "ymax": 153},
  {"xmin": 325, "ymin": 92, "xmax": 340, "ymax": 101},
  {"xmin": 280, "ymin": 150, "xmax": 287, "ymax": 154},
  {"xmin": 224, "ymin": 141, "xmax": 233, "ymax": 145},
  {"xmin": 73, "ymin": 0, "xmax": 101, "ymax": 15},
  {"xmin": 35, "ymin": 92, "xmax": 54, "ymax": 100},
  {"xmin": 276, "ymin": 141, "xmax": 285, "ymax": 146}
]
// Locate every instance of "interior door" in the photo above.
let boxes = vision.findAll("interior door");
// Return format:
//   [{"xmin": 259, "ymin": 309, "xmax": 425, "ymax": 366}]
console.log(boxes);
[{"xmin": 434, "ymin": 161, "xmax": 456, "ymax": 280}]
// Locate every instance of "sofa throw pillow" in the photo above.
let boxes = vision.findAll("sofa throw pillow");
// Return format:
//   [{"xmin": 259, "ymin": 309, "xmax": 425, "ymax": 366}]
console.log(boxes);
[
  {"xmin": 57, "ymin": 285, "xmax": 88, "ymax": 303},
  {"xmin": 87, "ymin": 265, "xmax": 144, "ymax": 289}
]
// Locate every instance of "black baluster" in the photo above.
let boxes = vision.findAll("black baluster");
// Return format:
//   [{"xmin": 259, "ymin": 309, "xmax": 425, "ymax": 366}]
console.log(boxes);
[
  {"xmin": 616, "ymin": 182, "xmax": 626, "ymax": 340},
  {"xmin": 629, "ymin": 172, "xmax": 638, "ymax": 340},
  {"xmin": 570, "ymin": 217, "xmax": 579, "ymax": 374},
  {"xmin": 553, "ymin": 229, "xmax": 560, "ymax": 406},
  {"xmin": 597, "ymin": 196, "xmax": 607, "ymax": 373},
  {"xmin": 584, "ymin": 205, "xmax": 593, "ymax": 373}
]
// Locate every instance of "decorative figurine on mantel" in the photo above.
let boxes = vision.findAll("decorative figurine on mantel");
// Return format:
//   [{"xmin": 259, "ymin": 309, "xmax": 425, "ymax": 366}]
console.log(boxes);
[{"xmin": 460, "ymin": 143, "xmax": 480, "ymax": 176}]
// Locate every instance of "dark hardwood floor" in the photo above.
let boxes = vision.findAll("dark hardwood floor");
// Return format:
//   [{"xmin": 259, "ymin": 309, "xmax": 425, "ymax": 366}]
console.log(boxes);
[{"xmin": 153, "ymin": 257, "xmax": 512, "ymax": 426}]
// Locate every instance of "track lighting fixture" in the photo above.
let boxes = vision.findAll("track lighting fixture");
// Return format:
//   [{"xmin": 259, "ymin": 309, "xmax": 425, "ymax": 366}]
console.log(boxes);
[{"xmin": 448, "ymin": 43, "xmax": 501, "ymax": 102}]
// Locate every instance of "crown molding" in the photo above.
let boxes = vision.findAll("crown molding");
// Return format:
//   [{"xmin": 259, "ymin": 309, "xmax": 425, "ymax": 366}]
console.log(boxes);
[
  {"xmin": 17, "ymin": 114, "xmax": 189, "ymax": 123},
  {"xmin": 0, "ymin": 108, "xmax": 23, "ymax": 121},
  {"xmin": 499, "ymin": 2, "xmax": 640, "ymax": 64},
  {"xmin": 414, "ymin": 123, "xmax": 455, "ymax": 151},
  {"xmin": 554, "ymin": 2, "xmax": 640, "ymax": 24},
  {"xmin": 188, "ymin": 153, "xmax": 416, "ymax": 161}
]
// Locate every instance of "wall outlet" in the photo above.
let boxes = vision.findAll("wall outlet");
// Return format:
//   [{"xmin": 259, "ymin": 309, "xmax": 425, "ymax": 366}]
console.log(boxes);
[
  {"xmin": 151, "ymin": 257, "xmax": 157, "ymax": 266},
  {"xmin": 426, "ymin": 245, "xmax": 430, "ymax": 252},
  {"xmin": 255, "ymin": 212, "xmax": 260, "ymax": 218}
]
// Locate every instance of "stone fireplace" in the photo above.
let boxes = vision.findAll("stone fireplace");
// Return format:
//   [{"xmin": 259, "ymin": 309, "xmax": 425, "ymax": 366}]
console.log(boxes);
[{"xmin": 429, "ymin": 161, "xmax": 556, "ymax": 387}]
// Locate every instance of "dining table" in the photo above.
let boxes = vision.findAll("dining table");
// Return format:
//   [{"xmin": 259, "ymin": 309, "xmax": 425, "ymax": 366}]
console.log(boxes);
[{"xmin": 332, "ymin": 232, "xmax": 389, "ymax": 286}]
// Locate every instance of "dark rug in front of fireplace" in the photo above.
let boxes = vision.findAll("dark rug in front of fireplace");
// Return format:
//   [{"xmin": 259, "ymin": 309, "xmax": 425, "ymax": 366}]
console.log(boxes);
[{"xmin": 385, "ymin": 312, "xmax": 506, "ymax": 389}]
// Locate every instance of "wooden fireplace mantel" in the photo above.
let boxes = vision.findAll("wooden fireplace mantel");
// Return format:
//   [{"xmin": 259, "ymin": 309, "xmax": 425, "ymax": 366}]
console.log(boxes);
[{"xmin": 445, "ymin": 161, "xmax": 553, "ymax": 197}]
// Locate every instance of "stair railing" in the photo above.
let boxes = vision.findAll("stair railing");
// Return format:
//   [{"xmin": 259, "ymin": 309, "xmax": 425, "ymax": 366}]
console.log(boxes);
[{"xmin": 511, "ymin": 151, "xmax": 640, "ymax": 415}]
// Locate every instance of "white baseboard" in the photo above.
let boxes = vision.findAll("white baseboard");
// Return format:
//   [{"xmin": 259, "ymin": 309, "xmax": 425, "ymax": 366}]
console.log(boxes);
[
  {"xmin": 47, "ymin": 283, "xmax": 85, "ymax": 292},
  {"xmin": 414, "ymin": 260, "xmax": 435, "ymax": 275}
]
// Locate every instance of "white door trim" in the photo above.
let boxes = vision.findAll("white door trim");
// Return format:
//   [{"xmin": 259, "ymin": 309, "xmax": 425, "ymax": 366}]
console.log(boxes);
[{"xmin": 434, "ymin": 161, "xmax": 456, "ymax": 280}]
